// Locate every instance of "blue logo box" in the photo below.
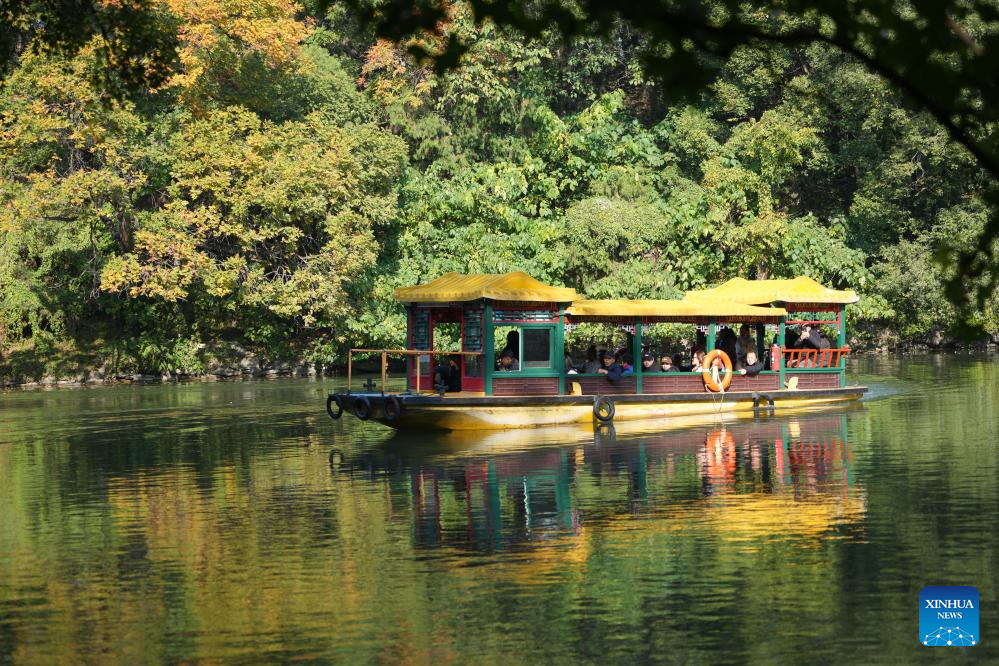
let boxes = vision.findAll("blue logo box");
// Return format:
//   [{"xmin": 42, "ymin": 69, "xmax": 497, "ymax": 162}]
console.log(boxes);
[{"xmin": 920, "ymin": 586, "xmax": 979, "ymax": 647}]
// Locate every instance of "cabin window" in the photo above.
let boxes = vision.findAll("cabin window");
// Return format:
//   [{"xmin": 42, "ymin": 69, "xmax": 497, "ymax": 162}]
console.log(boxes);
[
  {"xmin": 522, "ymin": 329, "xmax": 551, "ymax": 368},
  {"xmin": 493, "ymin": 325, "xmax": 553, "ymax": 372}
]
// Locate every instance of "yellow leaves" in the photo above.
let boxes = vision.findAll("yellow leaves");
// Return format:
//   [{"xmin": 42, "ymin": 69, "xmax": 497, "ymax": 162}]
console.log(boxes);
[
  {"xmin": 101, "ymin": 228, "xmax": 213, "ymax": 301},
  {"xmin": 95, "ymin": 107, "xmax": 402, "ymax": 315},
  {"xmin": 159, "ymin": 0, "xmax": 312, "ymax": 107},
  {"xmin": 164, "ymin": 0, "xmax": 309, "ymax": 67},
  {"xmin": 202, "ymin": 255, "xmax": 245, "ymax": 297},
  {"xmin": 360, "ymin": 39, "xmax": 427, "ymax": 106}
]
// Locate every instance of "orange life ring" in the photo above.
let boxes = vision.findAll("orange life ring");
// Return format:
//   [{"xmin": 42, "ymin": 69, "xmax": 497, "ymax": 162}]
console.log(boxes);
[{"xmin": 701, "ymin": 349, "xmax": 733, "ymax": 392}]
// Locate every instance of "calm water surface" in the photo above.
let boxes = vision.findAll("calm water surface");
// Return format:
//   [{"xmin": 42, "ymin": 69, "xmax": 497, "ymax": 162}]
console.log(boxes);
[{"xmin": 1, "ymin": 356, "xmax": 996, "ymax": 664}]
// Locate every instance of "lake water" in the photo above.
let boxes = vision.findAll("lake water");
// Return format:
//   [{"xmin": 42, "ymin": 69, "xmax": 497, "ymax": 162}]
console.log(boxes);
[{"xmin": 1, "ymin": 356, "xmax": 996, "ymax": 663}]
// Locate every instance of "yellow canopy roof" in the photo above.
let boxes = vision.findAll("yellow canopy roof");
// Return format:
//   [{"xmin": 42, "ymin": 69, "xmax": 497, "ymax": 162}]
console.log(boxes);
[
  {"xmin": 394, "ymin": 272, "xmax": 577, "ymax": 303},
  {"xmin": 683, "ymin": 277, "xmax": 859, "ymax": 306},
  {"xmin": 566, "ymin": 299, "xmax": 786, "ymax": 321}
]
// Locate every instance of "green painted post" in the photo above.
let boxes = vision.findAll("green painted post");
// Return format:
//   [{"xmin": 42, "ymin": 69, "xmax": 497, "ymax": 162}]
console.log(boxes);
[
  {"xmin": 405, "ymin": 305, "xmax": 412, "ymax": 390},
  {"xmin": 484, "ymin": 302, "xmax": 494, "ymax": 395},
  {"xmin": 707, "ymin": 319, "xmax": 716, "ymax": 352},
  {"xmin": 634, "ymin": 320, "xmax": 643, "ymax": 394},
  {"xmin": 557, "ymin": 310, "xmax": 566, "ymax": 395},
  {"xmin": 778, "ymin": 317, "xmax": 786, "ymax": 387},
  {"xmin": 838, "ymin": 304, "xmax": 847, "ymax": 386},
  {"xmin": 755, "ymin": 323, "xmax": 765, "ymax": 359}
]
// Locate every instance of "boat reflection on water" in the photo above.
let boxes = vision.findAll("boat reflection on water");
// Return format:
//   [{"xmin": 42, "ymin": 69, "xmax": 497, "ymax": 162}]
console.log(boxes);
[{"xmin": 331, "ymin": 409, "xmax": 866, "ymax": 574}]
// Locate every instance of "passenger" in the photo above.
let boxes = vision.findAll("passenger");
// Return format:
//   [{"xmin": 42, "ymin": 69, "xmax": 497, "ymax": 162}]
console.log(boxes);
[
  {"xmin": 432, "ymin": 355, "xmax": 462, "ymax": 392},
  {"xmin": 690, "ymin": 347, "xmax": 706, "ymax": 372},
  {"xmin": 581, "ymin": 346, "xmax": 601, "ymax": 374},
  {"xmin": 738, "ymin": 350, "xmax": 764, "ymax": 377},
  {"xmin": 784, "ymin": 326, "xmax": 798, "ymax": 357},
  {"xmin": 795, "ymin": 324, "xmax": 827, "ymax": 368},
  {"xmin": 659, "ymin": 355, "xmax": 678, "ymax": 373},
  {"xmin": 736, "ymin": 324, "xmax": 756, "ymax": 368},
  {"xmin": 796, "ymin": 324, "xmax": 822, "ymax": 350},
  {"xmin": 497, "ymin": 349, "xmax": 519, "ymax": 372},
  {"xmin": 717, "ymin": 326, "xmax": 737, "ymax": 364},
  {"xmin": 640, "ymin": 353, "xmax": 656, "ymax": 372},
  {"xmin": 565, "ymin": 353, "xmax": 577, "ymax": 374},
  {"xmin": 621, "ymin": 353, "xmax": 635, "ymax": 375},
  {"xmin": 596, "ymin": 350, "xmax": 624, "ymax": 383},
  {"xmin": 505, "ymin": 330, "xmax": 520, "ymax": 356}
]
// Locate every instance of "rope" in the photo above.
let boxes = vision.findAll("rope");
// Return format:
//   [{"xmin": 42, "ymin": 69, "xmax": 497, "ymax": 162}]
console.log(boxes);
[{"xmin": 708, "ymin": 366, "xmax": 727, "ymax": 420}]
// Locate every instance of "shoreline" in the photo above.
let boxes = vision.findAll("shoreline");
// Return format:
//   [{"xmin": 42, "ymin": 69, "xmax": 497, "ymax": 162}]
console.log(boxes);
[{"xmin": 2, "ymin": 346, "xmax": 994, "ymax": 391}]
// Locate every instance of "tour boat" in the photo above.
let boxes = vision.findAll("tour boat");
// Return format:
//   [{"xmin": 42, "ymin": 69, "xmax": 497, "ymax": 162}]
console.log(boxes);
[{"xmin": 326, "ymin": 272, "xmax": 867, "ymax": 430}]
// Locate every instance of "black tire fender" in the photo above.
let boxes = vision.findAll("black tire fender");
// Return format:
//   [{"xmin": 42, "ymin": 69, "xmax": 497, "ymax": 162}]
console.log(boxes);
[
  {"xmin": 593, "ymin": 395, "xmax": 615, "ymax": 422},
  {"xmin": 383, "ymin": 395, "xmax": 403, "ymax": 421},
  {"xmin": 326, "ymin": 394, "xmax": 344, "ymax": 420},
  {"xmin": 353, "ymin": 395, "xmax": 372, "ymax": 420}
]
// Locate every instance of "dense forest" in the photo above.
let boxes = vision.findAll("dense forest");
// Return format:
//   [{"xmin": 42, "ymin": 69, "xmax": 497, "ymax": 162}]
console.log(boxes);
[{"xmin": 1, "ymin": 1, "xmax": 997, "ymax": 381}]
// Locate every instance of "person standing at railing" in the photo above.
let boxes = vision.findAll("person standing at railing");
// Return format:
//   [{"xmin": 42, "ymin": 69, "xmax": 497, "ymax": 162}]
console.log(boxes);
[
  {"xmin": 795, "ymin": 324, "xmax": 829, "ymax": 368},
  {"xmin": 735, "ymin": 324, "xmax": 756, "ymax": 369},
  {"xmin": 717, "ymin": 326, "xmax": 737, "ymax": 368},
  {"xmin": 433, "ymin": 355, "xmax": 462, "ymax": 392}
]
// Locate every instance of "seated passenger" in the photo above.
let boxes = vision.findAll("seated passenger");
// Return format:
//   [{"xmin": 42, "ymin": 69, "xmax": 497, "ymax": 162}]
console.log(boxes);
[
  {"xmin": 497, "ymin": 349, "xmax": 519, "ymax": 372},
  {"xmin": 565, "ymin": 353, "xmax": 578, "ymax": 374},
  {"xmin": 736, "ymin": 324, "xmax": 756, "ymax": 367},
  {"xmin": 581, "ymin": 346, "xmax": 601, "ymax": 374},
  {"xmin": 659, "ymin": 355, "xmax": 678, "ymax": 372},
  {"xmin": 738, "ymin": 350, "xmax": 764, "ymax": 377},
  {"xmin": 641, "ymin": 353, "xmax": 656, "ymax": 372},
  {"xmin": 621, "ymin": 353, "xmax": 635, "ymax": 375},
  {"xmin": 596, "ymin": 350, "xmax": 624, "ymax": 383},
  {"xmin": 690, "ymin": 348, "xmax": 706, "ymax": 372},
  {"xmin": 432, "ymin": 355, "xmax": 462, "ymax": 392}
]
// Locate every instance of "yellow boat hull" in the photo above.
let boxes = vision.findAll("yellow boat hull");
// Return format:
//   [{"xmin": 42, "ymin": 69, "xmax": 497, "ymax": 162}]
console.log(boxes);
[{"xmin": 330, "ymin": 387, "xmax": 867, "ymax": 431}]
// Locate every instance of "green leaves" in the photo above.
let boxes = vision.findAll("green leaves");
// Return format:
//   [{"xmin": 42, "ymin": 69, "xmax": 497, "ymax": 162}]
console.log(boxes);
[{"xmin": 2, "ymin": 0, "xmax": 997, "ymax": 374}]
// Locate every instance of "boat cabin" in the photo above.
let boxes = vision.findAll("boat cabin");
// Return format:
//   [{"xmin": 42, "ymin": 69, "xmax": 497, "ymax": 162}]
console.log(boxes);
[{"xmin": 381, "ymin": 272, "xmax": 857, "ymax": 397}]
